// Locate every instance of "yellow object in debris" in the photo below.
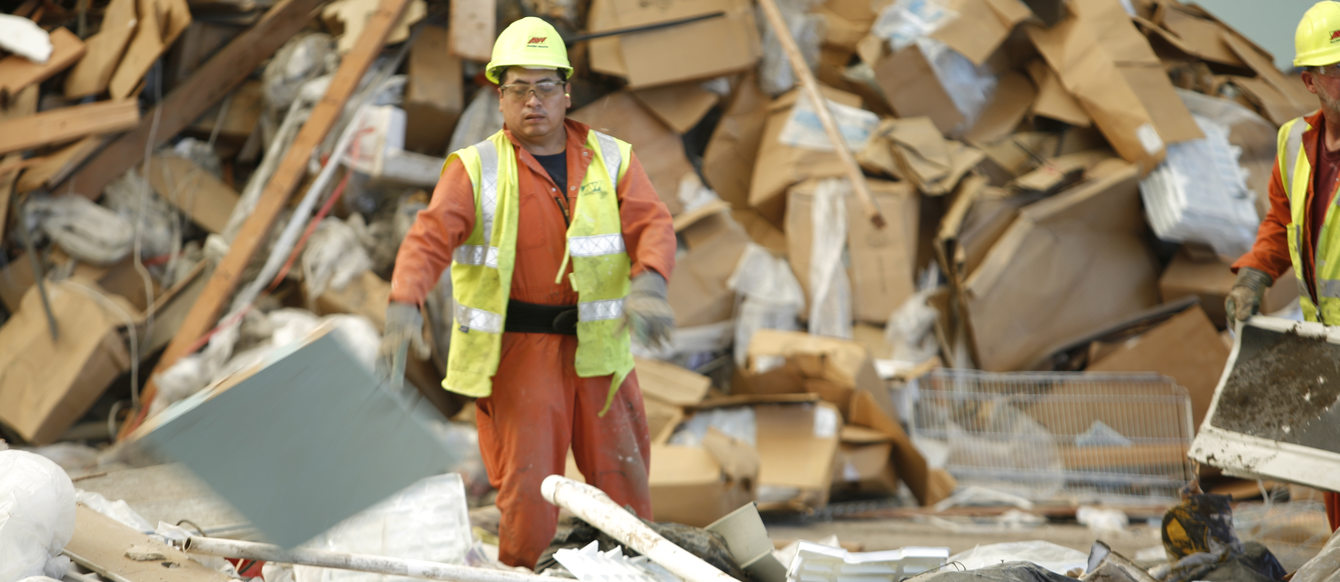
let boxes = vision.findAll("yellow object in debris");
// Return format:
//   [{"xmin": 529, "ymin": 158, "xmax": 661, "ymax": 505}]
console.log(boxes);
[{"xmin": 1161, "ymin": 490, "xmax": 1240, "ymax": 560}]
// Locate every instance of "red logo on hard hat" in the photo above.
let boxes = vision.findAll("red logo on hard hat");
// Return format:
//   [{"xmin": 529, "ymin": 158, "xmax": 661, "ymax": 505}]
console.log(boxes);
[
  {"xmin": 527, "ymin": 36, "xmax": 547, "ymax": 45},
  {"xmin": 1332, "ymin": 29, "xmax": 1340, "ymax": 41}
]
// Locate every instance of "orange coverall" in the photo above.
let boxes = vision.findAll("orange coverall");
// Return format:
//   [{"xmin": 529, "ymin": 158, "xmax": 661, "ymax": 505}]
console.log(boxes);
[
  {"xmin": 390, "ymin": 119, "xmax": 677, "ymax": 567},
  {"xmin": 1232, "ymin": 109, "xmax": 1340, "ymax": 531}
]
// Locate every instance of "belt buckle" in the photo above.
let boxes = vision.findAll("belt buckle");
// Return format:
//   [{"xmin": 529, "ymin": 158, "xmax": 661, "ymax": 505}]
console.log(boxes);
[{"xmin": 552, "ymin": 308, "xmax": 579, "ymax": 335}]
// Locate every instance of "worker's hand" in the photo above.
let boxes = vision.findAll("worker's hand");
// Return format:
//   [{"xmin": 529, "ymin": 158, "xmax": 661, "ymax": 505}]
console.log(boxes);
[
  {"xmin": 623, "ymin": 271, "xmax": 675, "ymax": 349},
  {"xmin": 379, "ymin": 301, "xmax": 430, "ymax": 377},
  {"xmin": 1224, "ymin": 267, "xmax": 1272, "ymax": 327}
]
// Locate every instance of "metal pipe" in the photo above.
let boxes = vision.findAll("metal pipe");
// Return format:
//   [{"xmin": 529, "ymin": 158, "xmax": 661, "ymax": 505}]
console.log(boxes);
[
  {"xmin": 183, "ymin": 536, "xmax": 550, "ymax": 582},
  {"xmin": 540, "ymin": 475, "xmax": 738, "ymax": 582}
]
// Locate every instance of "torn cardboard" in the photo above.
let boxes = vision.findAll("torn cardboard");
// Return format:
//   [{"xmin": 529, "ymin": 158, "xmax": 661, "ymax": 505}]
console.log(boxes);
[
  {"xmin": 649, "ymin": 428, "xmax": 758, "ymax": 527},
  {"xmin": 753, "ymin": 401, "xmax": 842, "ymax": 512},
  {"xmin": 930, "ymin": 0, "xmax": 1032, "ymax": 66},
  {"xmin": 591, "ymin": 0, "xmax": 761, "ymax": 89},
  {"xmin": 962, "ymin": 161, "xmax": 1162, "ymax": 371},
  {"xmin": 741, "ymin": 329, "xmax": 884, "ymax": 415},
  {"xmin": 786, "ymin": 178, "xmax": 919, "ymax": 324},
  {"xmin": 668, "ymin": 211, "xmax": 752, "ymax": 327},
  {"xmin": 750, "ymin": 86, "xmax": 864, "ymax": 226},
  {"xmin": 833, "ymin": 424, "xmax": 898, "ymax": 496},
  {"xmin": 873, "ymin": 42, "xmax": 966, "ymax": 137},
  {"xmin": 632, "ymin": 82, "xmax": 720, "ymax": 135},
  {"xmin": 704, "ymin": 74, "xmax": 770, "ymax": 209},
  {"xmin": 848, "ymin": 390, "xmax": 955, "ymax": 506}
]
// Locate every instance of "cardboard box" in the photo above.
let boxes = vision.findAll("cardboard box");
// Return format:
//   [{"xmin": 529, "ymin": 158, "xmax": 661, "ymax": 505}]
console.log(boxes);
[
  {"xmin": 589, "ymin": 0, "xmax": 761, "ymax": 89},
  {"xmin": 1157, "ymin": 250, "xmax": 1298, "ymax": 330},
  {"xmin": 832, "ymin": 424, "xmax": 898, "ymax": 496},
  {"xmin": 930, "ymin": 0, "xmax": 1032, "ymax": 66},
  {"xmin": 753, "ymin": 401, "xmax": 842, "ymax": 512},
  {"xmin": 962, "ymin": 161, "xmax": 1162, "ymax": 371},
  {"xmin": 703, "ymin": 74, "xmax": 770, "ymax": 209},
  {"xmin": 1086, "ymin": 305, "xmax": 1228, "ymax": 429},
  {"xmin": 667, "ymin": 210, "xmax": 752, "ymax": 327},
  {"xmin": 403, "ymin": 24, "xmax": 462, "ymax": 155},
  {"xmin": 786, "ymin": 178, "xmax": 919, "ymax": 325},
  {"xmin": 741, "ymin": 329, "xmax": 884, "ymax": 415},
  {"xmin": 749, "ymin": 87, "xmax": 863, "ymax": 226},
  {"xmin": 873, "ymin": 42, "xmax": 966, "ymax": 137},
  {"xmin": 648, "ymin": 428, "xmax": 758, "ymax": 527},
  {"xmin": 571, "ymin": 91, "xmax": 694, "ymax": 216},
  {"xmin": 0, "ymin": 260, "xmax": 204, "ymax": 444},
  {"xmin": 632, "ymin": 82, "xmax": 720, "ymax": 135},
  {"xmin": 635, "ymin": 356, "xmax": 711, "ymax": 407}
]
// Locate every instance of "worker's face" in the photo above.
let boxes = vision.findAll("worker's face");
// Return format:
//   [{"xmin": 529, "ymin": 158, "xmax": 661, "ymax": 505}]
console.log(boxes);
[
  {"xmin": 1304, "ymin": 65, "xmax": 1340, "ymax": 117},
  {"xmin": 498, "ymin": 68, "xmax": 571, "ymax": 146}
]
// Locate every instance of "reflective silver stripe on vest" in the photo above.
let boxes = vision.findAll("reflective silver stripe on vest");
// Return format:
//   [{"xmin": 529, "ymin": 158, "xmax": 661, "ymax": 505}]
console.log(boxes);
[
  {"xmin": 1320, "ymin": 278, "xmax": 1340, "ymax": 299},
  {"xmin": 594, "ymin": 131, "xmax": 622, "ymax": 187},
  {"xmin": 579, "ymin": 298, "xmax": 624, "ymax": 322},
  {"xmin": 475, "ymin": 138, "xmax": 499, "ymax": 243},
  {"xmin": 454, "ymin": 302, "xmax": 503, "ymax": 333},
  {"xmin": 1283, "ymin": 120, "xmax": 1308, "ymax": 198},
  {"xmin": 568, "ymin": 233, "xmax": 625, "ymax": 257},
  {"xmin": 452, "ymin": 244, "xmax": 499, "ymax": 268}
]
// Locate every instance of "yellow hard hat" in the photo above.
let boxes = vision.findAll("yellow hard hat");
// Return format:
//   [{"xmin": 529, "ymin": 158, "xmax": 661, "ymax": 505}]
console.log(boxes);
[
  {"xmin": 1295, "ymin": 1, "xmax": 1340, "ymax": 67},
  {"xmin": 485, "ymin": 17, "xmax": 572, "ymax": 84}
]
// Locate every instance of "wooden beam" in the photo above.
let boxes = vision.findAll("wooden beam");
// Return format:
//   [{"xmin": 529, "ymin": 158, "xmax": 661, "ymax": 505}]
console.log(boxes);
[
  {"xmin": 448, "ymin": 0, "xmax": 494, "ymax": 61},
  {"xmin": 64, "ymin": 0, "xmax": 137, "ymax": 99},
  {"xmin": 0, "ymin": 100, "xmax": 138, "ymax": 157},
  {"xmin": 0, "ymin": 87, "xmax": 38, "ymax": 246},
  {"xmin": 14, "ymin": 136, "xmax": 106, "ymax": 194},
  {"xmin": 120, "ymin": 0, "xmax": 413, "ymax": 439},
  {"xmin": 0, "ymin": 28, "xmax": 86, "ymax": 97},
  {"xmin": 54, "ymin": 0, "xmax": 331, "ymax": 199},
  {"xmin": 144, "ymin": 154, "xmax": 240, "ymax": 234}
]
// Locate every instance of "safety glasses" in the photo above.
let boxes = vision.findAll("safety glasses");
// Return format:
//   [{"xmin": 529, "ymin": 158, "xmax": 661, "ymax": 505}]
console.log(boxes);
[{"xmin": 499, "ymin": 80, "xmax": 565, "ymax": 101}]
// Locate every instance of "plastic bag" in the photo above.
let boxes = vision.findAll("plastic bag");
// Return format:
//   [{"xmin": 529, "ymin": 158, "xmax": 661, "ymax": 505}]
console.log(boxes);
[
  {"xmin": 102, "ymin": 167, "xmax": 181, "ymax": 267},
  {"xmin": 757, "ymin": 0, "xmax": 826, "ymax": 96},
  {"xmin": 948, "ymin": 541, "xmax": 1086, "ymax": 575},
  {"xmin": 885, "ymin": 270, "xmax": 941, "ymax": 365},
  {"xmin": 0, "ymin": 450, "xmax": 76, "ymax": 581},
  {"xmin": 807, "ymin": 178, "xmax": 853, "ymax": 339},
  {"xmin": 25, "ymin": 194, "xmax": 133, "ymax": 265},
  {"xmin": 728, "ymin": 244, "xmax": 804, "ymax": 366},
  {"xmin": 872, "ymin": 0, "xmax": 956, "ymax": 52},
  {"xmin": 302, "ymin": 217, "xmax": 375, "ymax": 300},
  {"xmin": 295, "ymin": 473, "xmax": 474, "ymax": 582}
]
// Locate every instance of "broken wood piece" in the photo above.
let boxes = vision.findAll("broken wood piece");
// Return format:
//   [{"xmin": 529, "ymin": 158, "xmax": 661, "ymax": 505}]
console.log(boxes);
[
  {"xmin": 323, "ymin": 0, "xmax": 426, "ymax": 54},
  {"xmin": 120, "ymin": 0, "xmax": 414, "ymax": 440},
  {"xmin": 144, "ymin": 154, "xmax": 240, "ymax": 234},
  {"xmin": 0, "ymin": 86, "xmax": 38, "ymax": 244},
  {"xmin": 14, "ymin": 136, "xmax": 106, "ymax": 194},
  {"xmin": 756, "ymin": 0, "xmax": 884, "ymax": 228},
  {"xmin": 110, "ymin": 0, "xmax": 193, "ymax": 99},
  {"xmin": 448, "ymin": 0, "xmax": 493, "ymax": 61},
  {"xmin": 64, "ymin": 0, "xmax": 137, "ymax": 98},
  {"xmin": 64, "ymin": 505, "xmax": 234, "ymax": 582},
  {"xmin": 189, "ymin": 79, "xmax": 263, "ymax": 139},
  {"xmin": 55, "ymin": 0, "xmax": 330, "ymax": 199},
  {"xmin": 0, "ymin": 28, "xmax": 86, "ymax": 97},
  {"xmin": 0, "ymin": 100, "xmax": 139, "ymax": 157}
]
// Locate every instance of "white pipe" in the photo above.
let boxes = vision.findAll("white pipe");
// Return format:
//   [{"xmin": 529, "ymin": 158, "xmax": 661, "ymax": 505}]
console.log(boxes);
[
  {"xmin": 183, "ymin": 536, "xmax": 550, "ymax": 582},
  {"xmin": 540, "ymin": 475, "xmax": 738, "ymax": 582}
]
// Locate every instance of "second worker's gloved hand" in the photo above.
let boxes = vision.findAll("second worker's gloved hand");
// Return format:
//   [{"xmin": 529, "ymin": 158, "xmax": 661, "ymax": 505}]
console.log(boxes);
[
  {"xmin": 1224, "ymin": 267, "xmax": 1272, "ymax": 328},
  {"xmin": 624, "ymin": 271, "xmax": 675, "ymax": 349},
  {"xmin": 379, "ymin": 301, "xmax": 430, "ymax": 378}
]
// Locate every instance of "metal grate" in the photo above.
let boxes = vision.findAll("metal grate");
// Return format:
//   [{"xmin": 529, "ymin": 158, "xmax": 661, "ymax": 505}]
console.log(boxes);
[{"xmin": 910, "ymin": 370, "xmax": 1196, "ymax": 505}]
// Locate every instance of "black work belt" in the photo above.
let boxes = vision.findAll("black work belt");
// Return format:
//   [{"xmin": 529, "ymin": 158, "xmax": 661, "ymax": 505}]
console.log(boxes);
[{"xmin": 505, "ymin": 300, "xmax": 578, "ymax": 335}]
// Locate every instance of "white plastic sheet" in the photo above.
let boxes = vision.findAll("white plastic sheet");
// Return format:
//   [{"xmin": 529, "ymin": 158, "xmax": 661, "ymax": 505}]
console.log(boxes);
[
  {"xmin": 947, "ymin": 541, "xmax": 1086, "ymax": 576},
  {"xmin": 25, "ymin": 194, "xmax": 133, "ymax": 266},
  {"xmin": 728, "ymin": 244, "xmax": 805, "ymax": 366},
  {"xmin": 807, "ymin": 178, "xmax": 852, "ymax": 339},
  {"xmin": 757, "ymin": 0, "xmax": 826, "ymax": 96},
  {"xmin": 0, "ymin": 450, "xmax": 75, "ymax": 581},
  {"xmin": 302, "ymin": 217, "xmax": 375, "ymax": 300}
]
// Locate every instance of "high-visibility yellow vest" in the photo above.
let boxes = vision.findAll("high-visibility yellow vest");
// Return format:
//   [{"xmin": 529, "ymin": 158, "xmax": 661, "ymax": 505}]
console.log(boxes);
[
  {"xmin": 1278, "ymin": 114, "xmax": 1340, "ymax": 324},
  {"xmin": 444, "ymin": 129, "xmax": 635, "ymax": 414}
]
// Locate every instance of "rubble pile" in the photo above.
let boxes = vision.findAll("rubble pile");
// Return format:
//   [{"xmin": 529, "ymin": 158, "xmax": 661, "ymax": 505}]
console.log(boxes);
[{"xmin": 0, "ymin": 0, "xmax": 1336, "ymax": 579}]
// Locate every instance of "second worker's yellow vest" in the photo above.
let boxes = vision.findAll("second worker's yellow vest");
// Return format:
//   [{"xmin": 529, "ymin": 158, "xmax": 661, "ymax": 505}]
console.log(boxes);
[
  {"xmin": 1279, "ymin": 114, "xmax": 1340, "ymax": 324},
  {"xmin": 443, "ymin": 129, "xmax": 635, "ymax": 414}
]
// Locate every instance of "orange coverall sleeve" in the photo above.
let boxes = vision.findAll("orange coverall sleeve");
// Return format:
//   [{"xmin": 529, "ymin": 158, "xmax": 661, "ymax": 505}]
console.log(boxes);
[
  {"xmin": 389, "ymin": 159, "xmax": 477, "ymax": 306},
  {"xmin": 1231, "ymin": 155, "xmax": 1292, "ymax": 281},
  {"xmin": 616, "ymin": 151, "xmax": 676, "ymax": 281}
]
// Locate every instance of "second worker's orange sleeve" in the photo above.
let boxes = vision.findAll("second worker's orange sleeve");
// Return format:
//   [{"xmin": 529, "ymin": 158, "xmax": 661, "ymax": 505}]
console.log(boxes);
[
  {"xmin": 389, "ymin": 159, "xmax": 478, "ymax": 306},
  {"xmin": 616, "ymin": 152, "xmax": 677, "ymax": 281},
  {"xmin": 1232, "ymin": 155, "xmax": 1293, "ymax": 281}
]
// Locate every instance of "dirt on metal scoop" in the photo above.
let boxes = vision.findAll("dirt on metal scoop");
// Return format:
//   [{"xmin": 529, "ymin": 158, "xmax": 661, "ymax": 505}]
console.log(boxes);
[{"xmin": 1211, "ymin": 325, "xmax": 1340, "ymax": 449}]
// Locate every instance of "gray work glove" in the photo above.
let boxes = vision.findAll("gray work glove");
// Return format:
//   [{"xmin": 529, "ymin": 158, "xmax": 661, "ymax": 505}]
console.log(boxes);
[
  {"xmin": 379, "ymin": 301, "xmax": 430, "ymax": 378},
  {"xmin": 1224, "ymin": 267, "xmax": 1272, "ymax": 327},
  {"xmin": 624, "ymin": 271, "xmax": 675, "ymax": 348}
]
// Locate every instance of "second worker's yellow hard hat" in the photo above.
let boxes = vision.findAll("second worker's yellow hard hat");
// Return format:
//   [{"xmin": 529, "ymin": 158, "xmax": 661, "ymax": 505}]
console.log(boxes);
[
  {"xmin": 485, "ymin": 17, "xmax": 572, "ymax": 85},
  {"xmin": 1296, "ymin": 1, "xmax": 1340, "ymax": 67}
]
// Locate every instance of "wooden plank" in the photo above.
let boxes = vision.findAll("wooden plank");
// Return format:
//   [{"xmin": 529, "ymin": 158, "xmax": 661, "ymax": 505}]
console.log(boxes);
[
  {"xmin": 0, "ymin": 101, "xmax": 139, "ymax": 157},
  {"xmin": 119, "ymin": 0, "xmax": 413, "ymax": 439},
  {"xmin": 0, "ymin": 87, "xmax": 38, "ymax": 245},
  {"xmin": 0, "ymin": 28, "xmax": 87, "ymax": 97},
  {"xmin": 14, "ymin": 136, "xmax": 106, "ymax": 193},
  {"xmin": 64, "ymin": 0, "xmax": 138, "ymax": 98},
  {"xmin": 54, "ymin": 0, "xmax": 331, "ymax": 199},
  {"xmin": 108, "ymin": 0, "xmax": 164, "ymax": 99},
  {"xmin": 65, "ymin": 505, "xmax": 234, "ymax": 582},
  {"xmin": 448, "ymin": 0, "xmax": 494, "ymax": 61},
  {"xmin": 144, "ymin": 154, "xmax": 240, "ymax": 234}
]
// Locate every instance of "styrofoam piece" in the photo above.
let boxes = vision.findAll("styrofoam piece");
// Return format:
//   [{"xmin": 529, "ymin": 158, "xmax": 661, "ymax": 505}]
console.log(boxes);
[
  {"xmin": 553, "ymin": 541, "xmax": 680, "ymax": 582},
  {"xmin": 785, "ymin": 541, "xmax": 948, "ymax": 581},
  {"xmin": 295, "ymin": 473, "xmax": 473, "ymax": 582},
  {"xmin": 1189, "ymin": 315, "xmax": 1340, "ymax": 490},
  {"xmin": 0, "ymin": 450, "xmax": 75, "ymax": 581}
]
